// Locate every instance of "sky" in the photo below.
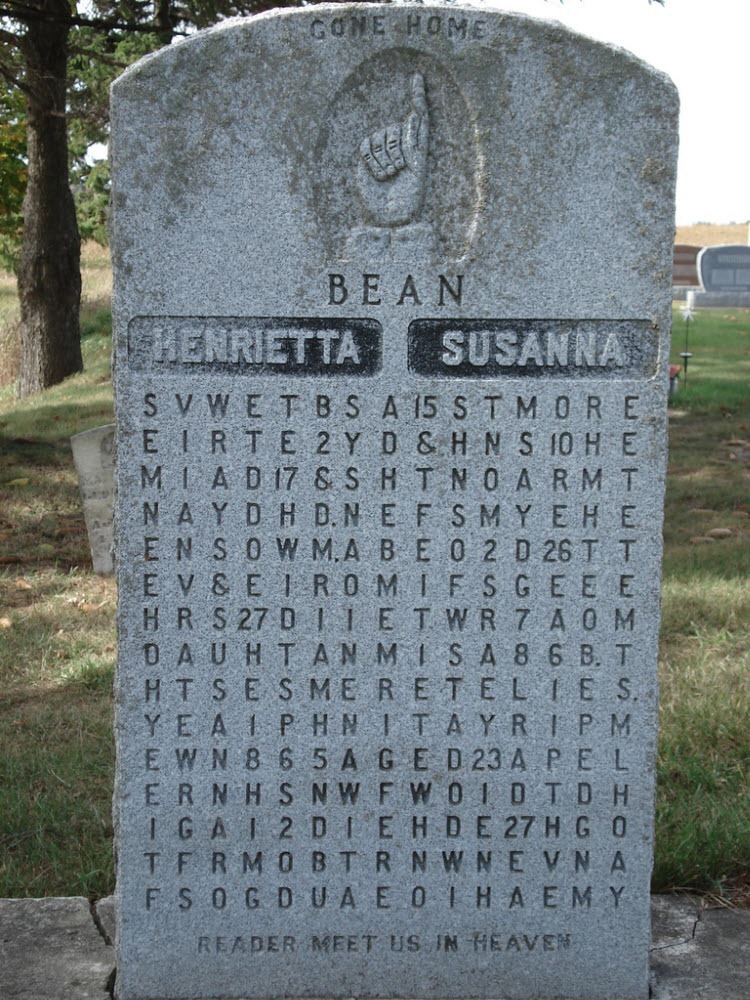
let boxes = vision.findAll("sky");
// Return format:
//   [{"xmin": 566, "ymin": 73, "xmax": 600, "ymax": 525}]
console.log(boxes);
[{"xmin": 479, "ymin": 0, "xmax": 750, "ymax": 225}]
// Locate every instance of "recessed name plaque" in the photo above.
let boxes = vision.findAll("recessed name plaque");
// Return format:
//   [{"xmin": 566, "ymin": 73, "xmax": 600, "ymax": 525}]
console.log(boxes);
[{"xmin": 111, "ymin": 6, "xmax": 678, "ymax": 999}]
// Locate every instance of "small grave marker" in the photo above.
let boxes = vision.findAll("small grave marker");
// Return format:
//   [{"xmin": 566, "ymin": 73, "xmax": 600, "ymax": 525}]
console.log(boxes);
[
  {"xmin": 111, "ymin": 7, "xmax": 678, "ymax": 998},
  {"xmin": 70, "ymin": 424, "xmax": 115, "ymax": 575}
]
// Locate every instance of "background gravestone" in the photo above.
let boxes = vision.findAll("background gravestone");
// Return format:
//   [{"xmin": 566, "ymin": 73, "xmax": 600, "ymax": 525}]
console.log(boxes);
[
  {"xmin": 694, "ymin": 245, "xmax": 750, "ymax": 307},
  {"xmin": 111, "ymin": 6, "xmax": 678, "ymax": 999},
  {"xmin": 698, "ymin": 244, "xmax": 750, "ymax": 292},
  {"xmin": 70, "ymin": 424, "xmax": 115, "ymax": 575},
  {"xmin": 698, "ymin": 244, "xmax": 750, "ymax": 288}
]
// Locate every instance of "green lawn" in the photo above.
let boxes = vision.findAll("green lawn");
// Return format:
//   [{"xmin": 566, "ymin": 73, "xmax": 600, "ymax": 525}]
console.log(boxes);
[
  {"xmin": 0, "ymin": 283, "xmax": 748, "ymax": 903},
  {"xmin": 656, "ymin": 307, "xmax": 750, "ymax": 903}
]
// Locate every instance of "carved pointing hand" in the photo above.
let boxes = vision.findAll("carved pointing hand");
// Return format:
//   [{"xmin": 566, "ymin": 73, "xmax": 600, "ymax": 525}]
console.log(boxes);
[{"xmin": 356, "ymin": 73, "xmax": 429, "ymax": 228}]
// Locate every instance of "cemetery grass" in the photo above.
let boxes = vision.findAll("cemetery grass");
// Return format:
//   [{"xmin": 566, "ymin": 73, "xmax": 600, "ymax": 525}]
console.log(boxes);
[
  {"xmin": 659, "ymin": 308, "xmax": 750, "ymax": 906},
  {"xmin": 0, "ymin": 247, "xmax": 115, "ymax": 898},
  {"xmin": 0, "ymin": 269, "xmax": 749, "ymax": 904}
]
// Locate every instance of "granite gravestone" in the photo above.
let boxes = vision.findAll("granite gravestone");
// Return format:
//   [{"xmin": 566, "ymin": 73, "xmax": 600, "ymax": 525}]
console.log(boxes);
[
  {"xmin": 70, "ymin": 424, "xmax": 115, "ymax": 575},
  {"xmin": 698, "ymin": 244, "xmax": 750, "ymax": 292},
  {"xmin": 692, "ymin": 244, "xmax": 750, "ymax": 307},
  {"xmin": 111, "ymin": 6, "xmax": 678, "ymax": 999}
]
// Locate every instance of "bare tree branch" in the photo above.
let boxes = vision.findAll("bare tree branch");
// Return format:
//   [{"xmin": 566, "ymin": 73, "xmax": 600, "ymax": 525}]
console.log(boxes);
[
  {"xmin": 0, "ymin": 2, "xmax": 185, "ymax": 34},
  {"xmin": 0, "ymin": 59, "xmax": 36, "ymax": 99}
]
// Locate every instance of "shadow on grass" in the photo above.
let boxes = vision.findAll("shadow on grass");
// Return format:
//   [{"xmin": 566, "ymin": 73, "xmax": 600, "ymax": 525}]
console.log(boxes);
[
  {"xmin": 0, "ymin": 571, "xmax": 115, "ymax": 685},
  {"xmin": 0, "ymin": 439, "xmax": 90, "ymax": 572},
  {"xmin": 0, "ymin": 393, "xmax": 114, "ymax": 444},
  {"xmin": 0, "ymin": 434, "xmax": 67, "ymax": 466}
]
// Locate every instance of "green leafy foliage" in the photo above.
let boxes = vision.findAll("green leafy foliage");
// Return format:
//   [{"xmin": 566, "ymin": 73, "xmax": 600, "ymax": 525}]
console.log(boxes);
[
  {"xmin": 67, "ymin": 29, "xmax": 162, "ymax": 246},
  {"xmin": 0, "ymin": 83, "xmax": 26, "ymax": 272},
  {"xmin": 74, "ymin": 160, "xmax": 111, "ymax": 245},
  {"xmin": 0, "ymin": 1, "xmax": 282, "ymax": 266},
  {"xmin": 67, "ymin": 27, "xmax": 163, "ymax": 159}
]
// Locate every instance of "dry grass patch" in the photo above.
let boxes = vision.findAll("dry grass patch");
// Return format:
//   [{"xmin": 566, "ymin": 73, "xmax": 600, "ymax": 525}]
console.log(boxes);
[
  {"xmin": 675, "ymin": 222, "xmax": 749, "ymax": 247},
  {"xmin": 0, "ymin": 270, "xmax": 20, "ymax": 389},
  {"xmin": 80, "ymin": 242, "xmax": 112, "ymax": 309},
  {"xmin": 0, "ymin": 571, "xmax": 116, "ymax": 689},
  {"xmin": 0, "ymin": 242, "xmax": 111, "ymax": 396}
]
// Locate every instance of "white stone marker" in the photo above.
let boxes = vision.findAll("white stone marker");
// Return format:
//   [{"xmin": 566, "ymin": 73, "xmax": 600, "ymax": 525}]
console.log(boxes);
[
  {"xmin": 70, "ymin": 424, "xmax": 115, "ymax": 575},
  {"xmin": 111, "ymin": 6, "xmax": 678, "ymax": 999}
]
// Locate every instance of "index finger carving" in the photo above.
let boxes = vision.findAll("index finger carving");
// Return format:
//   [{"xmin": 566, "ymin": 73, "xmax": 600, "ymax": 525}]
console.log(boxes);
[{"xmin": 410, "ymin": 73, "xmax": 428, "ymax": 116}]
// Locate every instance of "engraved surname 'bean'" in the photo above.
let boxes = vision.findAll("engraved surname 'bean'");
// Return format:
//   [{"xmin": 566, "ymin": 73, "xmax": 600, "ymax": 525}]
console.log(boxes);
[{"xmin": 328, "ymin": 273, "xmax": 463, "ymax": 307}]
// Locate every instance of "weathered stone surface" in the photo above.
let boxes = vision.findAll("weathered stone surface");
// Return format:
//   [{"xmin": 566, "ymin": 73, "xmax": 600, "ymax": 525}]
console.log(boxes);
[
  {"xmin": 650, "ymin": 895, "xmax": 750, "ymax": 1000},
  {"xmin": 70, "ymin": 424, "xmax": 115, "ymax": 574},
  {"xmin": 110, "ymin": 5, "xmax": 678, "ymax": 998},
  {"xmin": 94, "ymin": 895, "xmax": 116, "ymax": 945},
  {"xmin": 0, "ymin": 897, "xmax": 114, "ymax": 999}
]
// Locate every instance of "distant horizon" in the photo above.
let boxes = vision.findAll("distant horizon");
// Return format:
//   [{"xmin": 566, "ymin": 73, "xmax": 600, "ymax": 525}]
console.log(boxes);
[{"xmin": 676, "ymin": 222, "xmax": 749, "ymax": 229}]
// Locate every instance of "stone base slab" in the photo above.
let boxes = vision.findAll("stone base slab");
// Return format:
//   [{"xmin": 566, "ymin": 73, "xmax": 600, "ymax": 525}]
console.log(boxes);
[
  {"xmin": 693, "ymin": 291, "xmax": 750, "ymax": 307},
  {"xmin": 673, "ymin": 287, "xmax": 750, "ymax": 307},
  {"xmin": 0, "ymin": 897, "xmax": 114, "ymax": 999},
  {"xmin": 0, "ymin": 895, "xmax": 747, "ymax": 999}
]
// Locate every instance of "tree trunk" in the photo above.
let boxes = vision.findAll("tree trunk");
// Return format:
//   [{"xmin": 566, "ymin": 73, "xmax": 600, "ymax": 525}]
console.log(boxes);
[{"xmin": 17, "ymin": 1, "xmax": 82, "ymax": 397}]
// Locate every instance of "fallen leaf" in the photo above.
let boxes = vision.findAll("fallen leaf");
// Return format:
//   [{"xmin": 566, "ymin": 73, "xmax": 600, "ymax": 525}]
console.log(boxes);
[
  {"xmin": 14, "ymin": 577, "xmax": 32, "ymax": 590},
  {"xmin": 4, "ymin": 478, "xmax": 30, "ymax": 487},
  {"xmin": 0, "ymin": 617, "xmax": 12, "ymax": 628}
]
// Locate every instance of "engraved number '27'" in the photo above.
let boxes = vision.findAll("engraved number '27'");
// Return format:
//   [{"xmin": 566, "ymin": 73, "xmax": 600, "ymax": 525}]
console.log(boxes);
[{"xmin": 238, "ymin": 608, "xmax": 268, "ymax": 630}]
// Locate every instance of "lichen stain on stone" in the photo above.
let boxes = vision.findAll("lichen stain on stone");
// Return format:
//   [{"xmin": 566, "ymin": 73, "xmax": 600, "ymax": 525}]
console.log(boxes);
[{"xmin": 640, "ymin": 157, "xmax": 669, "ymax": 185}]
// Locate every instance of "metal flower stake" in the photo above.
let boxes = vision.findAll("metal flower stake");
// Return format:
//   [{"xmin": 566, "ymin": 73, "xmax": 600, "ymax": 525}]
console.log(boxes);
[{"xmin": 680, "ymin": 289, "xmax": 695, "ymax": 388}]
